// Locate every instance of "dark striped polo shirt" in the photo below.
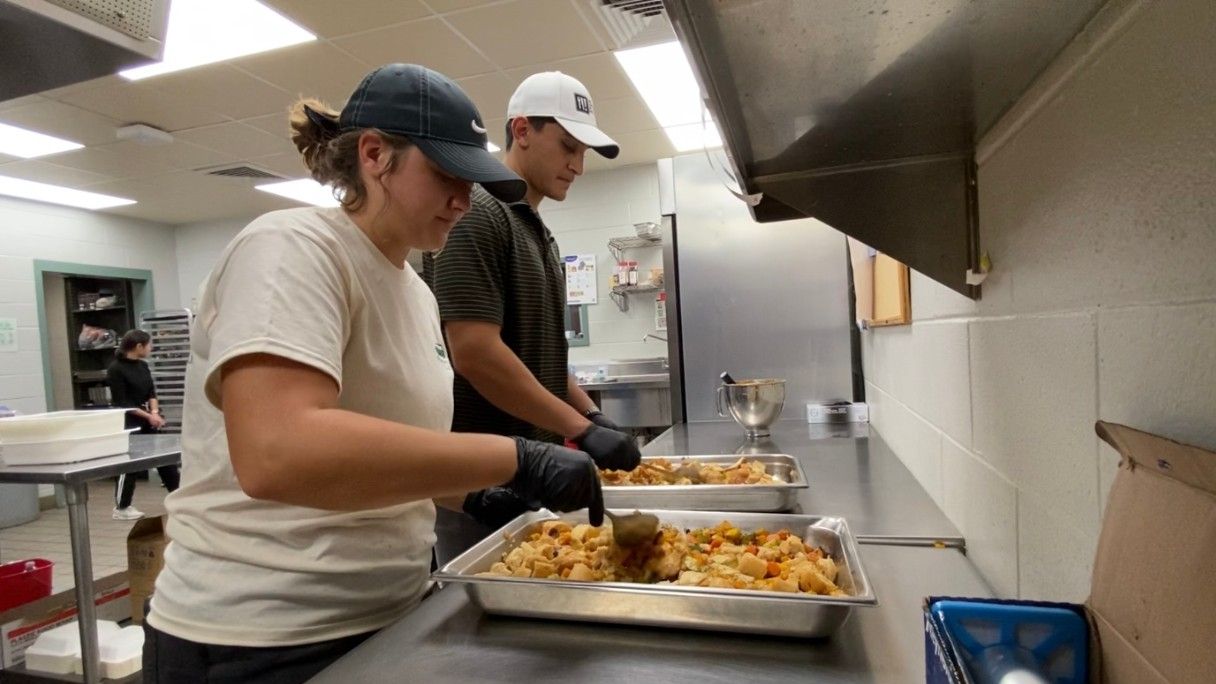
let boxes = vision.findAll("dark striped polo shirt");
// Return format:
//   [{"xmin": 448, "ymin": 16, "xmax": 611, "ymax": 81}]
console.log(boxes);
[{"xmin": 423, "ymin": 186, "xmax": 568, "ymax": 444}]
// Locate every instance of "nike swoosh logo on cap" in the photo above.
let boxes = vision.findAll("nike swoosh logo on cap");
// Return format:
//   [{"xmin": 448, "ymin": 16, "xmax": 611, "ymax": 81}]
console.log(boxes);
[{"xmin": 471, "ymin": 120, "xmax": 487, "ymax": 134}]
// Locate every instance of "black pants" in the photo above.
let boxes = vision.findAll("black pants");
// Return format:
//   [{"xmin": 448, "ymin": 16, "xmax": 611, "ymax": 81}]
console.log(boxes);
[
  {"xmin": 115, "ymin": 465, "xmax": 180, "ymax": 509},
  {"xmin": 142, "ymin": 621, "xmax": 374, "ymax": 684}
]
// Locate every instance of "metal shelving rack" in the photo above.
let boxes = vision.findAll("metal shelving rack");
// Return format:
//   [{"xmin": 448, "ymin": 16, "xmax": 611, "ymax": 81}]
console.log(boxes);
[
  {"xmin": 138, "ymin": 309, "xmax": 192, "ymax": 434},
  {"xmin": 607, "ymin": 228, "xmax": 663, "ymax": 312},
  {"xmin": 607, "ymin": 234, "xmax": 661, "ymax": 263}
]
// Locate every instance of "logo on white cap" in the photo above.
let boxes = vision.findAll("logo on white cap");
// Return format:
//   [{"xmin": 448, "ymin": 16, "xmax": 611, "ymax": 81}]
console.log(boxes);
[{"xmin": 506, "ymin": 71, "xmax": 620, "ymax": 159}]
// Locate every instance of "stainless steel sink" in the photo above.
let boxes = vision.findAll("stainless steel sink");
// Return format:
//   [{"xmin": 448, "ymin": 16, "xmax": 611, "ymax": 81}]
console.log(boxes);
[{"xmin": 573, "ymin": 358, "xmax": 671, "ymax": 427}]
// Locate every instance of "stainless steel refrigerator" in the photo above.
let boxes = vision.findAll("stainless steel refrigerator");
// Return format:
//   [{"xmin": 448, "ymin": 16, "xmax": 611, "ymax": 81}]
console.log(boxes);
[{"xmin": 663, "ymin": 153, "xmax": 855, "ymax": 423}]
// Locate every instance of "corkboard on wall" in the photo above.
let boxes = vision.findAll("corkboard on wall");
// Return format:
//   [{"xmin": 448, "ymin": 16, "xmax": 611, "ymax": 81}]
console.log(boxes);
[{"xmin": 871, "ymin": 254, "xmax": 911, "ymax": 326}]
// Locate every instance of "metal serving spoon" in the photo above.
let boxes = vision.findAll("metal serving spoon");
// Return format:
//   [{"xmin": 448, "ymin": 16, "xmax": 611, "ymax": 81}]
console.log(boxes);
[{"xmin": 604, "ymin": 510, "xmax": 660, "ymax": 547}]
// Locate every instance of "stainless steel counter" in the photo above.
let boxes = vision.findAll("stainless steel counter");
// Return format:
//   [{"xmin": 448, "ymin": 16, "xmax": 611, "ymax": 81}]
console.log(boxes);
[
  {"xmin": 0, "ymin": 433, "xmax": 182, "ymax": 485},
  {"xmin": 311, "ymin": 544, "xmax": 993, "ymax": 684},
  {"xmin": 645, "ymin": 421, "xmax": 962, "ymax": 545},
  {"xmin": 0, "ymin": 434, "xmax": 182, "ymax": 684}
]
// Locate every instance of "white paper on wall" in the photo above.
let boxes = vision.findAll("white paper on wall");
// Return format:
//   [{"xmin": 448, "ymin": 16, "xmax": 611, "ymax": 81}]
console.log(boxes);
[{"xmin": 564, "ymin": 254, "xmax": 597, "ymax": 305}]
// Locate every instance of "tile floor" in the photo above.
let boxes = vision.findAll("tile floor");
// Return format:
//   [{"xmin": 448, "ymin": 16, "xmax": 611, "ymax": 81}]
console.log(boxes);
[{"xmin": 0, "ymin": 480, "xmax": 169, "ymax": 593}]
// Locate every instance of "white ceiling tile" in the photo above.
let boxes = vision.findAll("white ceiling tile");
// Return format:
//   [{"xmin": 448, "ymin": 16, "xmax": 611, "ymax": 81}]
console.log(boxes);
[
  {"xmin": 101, "ymin": 140, "xmax": 234, "ymax": 172},
  {"xmin": 54, "ymin": 81, "xmax": 227, "ymax": 132},
  {"xmin": 39, "ymin": 75, "xmax": 126, "ymax": 101},
  {"xmin": 426, "ymin": 0, "xmax": 492, "ymax": 13},
  {"xmin": 0, "ymin": 94, "xmax": 48, "ymax": 111},
  {"xmin": 593, "ymin": 96, "xmax": 659, "ymax": 135},
  {"xmin": 333, "ymin": 18, "xmax": 494, "ymax": 78},
  {"xmin": 262, "ymin": 0, "xmax": 431, "ymax": 38},
  {"xmin": 175, "ymin": 122, "xmax": 297, "ymax": 159},
  {"xmin": 145, "ymin": 64, "xmax": 294, "ymax": 122},
  {"xmin": 0, "ymin": 160, "xmax": 118, "ymax": 187},
  {"xmin": 456, "ymin": 73, "xmax": 517, "ymax": 121},
  {"xmin": 446, "ymin": 0, "xmax": 602, "ymax": 69},
  {"xmin": 242, "ymin": 114, "xmax": 295, "ymax": 141},
  {"xmin": 583, "ymin": 127, "xmax": 672, "ymax": 171},
  {"xmin": 39, "ymin": 144, "xmax": 177, "ymax": 180},
  {"xmin": 505, "ymin": 52, "xmax": 636, "ymax": 102},
  {"xmin": 0, "ymin": 153, "xmax": 20, "ymax": 165},
  {"xmin": 92, "ymin": 172, "xmax": 299, "ymax": 225},
  {"xmin": 232, "ymin": 42, "xmax": 370, "ymax": 109},
  {"xmin": 247, "ymin": 152, "xmax": 309, "ymax": 179},
  {"xmin": 0, "ymin": 102, "xmax": 121, "ymax": 146}
]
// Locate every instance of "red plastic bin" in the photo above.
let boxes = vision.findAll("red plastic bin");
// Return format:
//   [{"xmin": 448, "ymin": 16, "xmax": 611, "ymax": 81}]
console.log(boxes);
[{"xmin": 0, "ymin": 558, "xmax": 53, "ymax": 612}]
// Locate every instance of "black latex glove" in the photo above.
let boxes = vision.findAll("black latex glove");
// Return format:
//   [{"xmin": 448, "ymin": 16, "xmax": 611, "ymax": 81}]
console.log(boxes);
[
  {"xmin": 585, "ymin": 410, "xmax": 620, "ymax": 431},
  {"xmin": 509, "ymin": 437, "xmax": 604, "ymax": 526},
  {"xmin": 573, "ymin": 423, "xmax": 642, "ymax": 471},
  {"xmin": 462, "ymin": 487, "xmax": 540, "ymax": 530}
]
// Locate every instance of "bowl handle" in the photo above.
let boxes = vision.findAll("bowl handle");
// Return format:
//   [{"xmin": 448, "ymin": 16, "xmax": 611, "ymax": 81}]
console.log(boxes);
[{"xmin": 715, "ymin": 385, "xmax": 730, "ymax": 417}]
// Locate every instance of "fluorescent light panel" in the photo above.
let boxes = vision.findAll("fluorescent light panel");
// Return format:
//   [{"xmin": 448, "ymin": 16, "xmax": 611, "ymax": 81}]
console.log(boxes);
[
  {"xmin": 256, "ymin": 179, "xmax": 341, "ymax": 207},
  {"xmin": 0, "ymin": 122, "xmax": 83, "ymax": 158},
  {"xmin": 0, "ymin": 175, "xmax": 135, "ymax": 209},
  {"xmin": 613, "ymin": 41, "xmax": 723, "ymax": 152},
  {"xmin": 121, "ymin": 0, "xmax": 315, "ymax": 80}
]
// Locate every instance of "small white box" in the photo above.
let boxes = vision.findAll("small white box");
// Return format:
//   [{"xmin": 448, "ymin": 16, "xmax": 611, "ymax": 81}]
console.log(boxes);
[
  {"xmin": 24, "ymin": 620, "xmax": 122, "ymax": 675},
  {"xmin": 0, "ymin": 429, "xmax": 135, "ymax": 467},
  {"xmin": 806, "ymin": 402, "xmax": 869, "ymax": 424},
  {"xmin": 0, "ymin": 410, "xmax": 127, "ymax": 443}
]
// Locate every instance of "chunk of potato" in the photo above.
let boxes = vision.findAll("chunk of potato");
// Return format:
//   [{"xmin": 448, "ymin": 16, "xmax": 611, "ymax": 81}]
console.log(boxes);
[
  {"xmin": 737, "ymin": 552, "xmax": 768, "ymax": 579},
  {"xmin": 567, "ymin": 563, "xmax": 595, "ymax": 582}
]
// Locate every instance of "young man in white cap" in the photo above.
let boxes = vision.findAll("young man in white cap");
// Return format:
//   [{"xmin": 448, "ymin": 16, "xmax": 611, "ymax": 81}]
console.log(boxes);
[{"xmin": 424, "ymin": 72, "xmax": 640, "ymax": 563}]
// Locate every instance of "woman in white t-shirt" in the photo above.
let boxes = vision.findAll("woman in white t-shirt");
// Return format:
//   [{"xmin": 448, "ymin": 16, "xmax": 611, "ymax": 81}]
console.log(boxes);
[{"xmin": 143, "ymin": 64, "xmax": 605, "ymax": 684}]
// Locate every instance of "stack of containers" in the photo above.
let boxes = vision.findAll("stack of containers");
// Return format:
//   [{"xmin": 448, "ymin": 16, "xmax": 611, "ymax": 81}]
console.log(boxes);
[{"xmin": 0, "ymin": 409, "xmax": 132, "ymax": 466}]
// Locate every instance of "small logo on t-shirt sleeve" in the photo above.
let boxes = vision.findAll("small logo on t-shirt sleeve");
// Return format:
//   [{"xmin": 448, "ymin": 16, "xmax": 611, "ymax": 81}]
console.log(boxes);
[{"xmin": 434, "ymin": 343, "xmax": 449, "ymax": 363}]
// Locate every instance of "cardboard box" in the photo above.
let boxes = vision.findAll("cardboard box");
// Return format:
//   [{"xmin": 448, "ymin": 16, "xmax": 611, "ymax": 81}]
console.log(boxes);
[
  {"xmin": 0, "ymin": 571, "xmax": 130, "ymax": 670},
  {"xmin": 924, "ymin": 421, "xmax": 1216, "ymax": 683},
  {"xmin": 126, "ymin": 516, "xmax": 168, "ymax": 624}
]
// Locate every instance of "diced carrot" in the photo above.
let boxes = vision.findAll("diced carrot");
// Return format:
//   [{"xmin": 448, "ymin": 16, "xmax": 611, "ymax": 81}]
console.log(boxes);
[
  {"xmin": 766, "ymin": 562, "xmax": 782, "ymax": 578},
  {"xmin": 710, "ymin": 539, "xmax": 723, "ymax": 549},
  {"xmin": 778, "ymin": 531, "xmax": 790, "ymax": 540},
  {"xmin": 746, "ymin": 544, "xmax": 759, "ymax": 555}
]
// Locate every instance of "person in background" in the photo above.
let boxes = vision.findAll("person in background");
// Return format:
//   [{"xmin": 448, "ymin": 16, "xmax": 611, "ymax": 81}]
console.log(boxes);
[
  {"xmin": 424, "ymin": 71, "xmax": 638, "ymax": 564},
  {"xmin": 107, "ymin": 329, "xmax": 180, "ymax": 521},
  {"xmin": 143, "ymin": 64, "xmax": 603, "ymax": 684}
]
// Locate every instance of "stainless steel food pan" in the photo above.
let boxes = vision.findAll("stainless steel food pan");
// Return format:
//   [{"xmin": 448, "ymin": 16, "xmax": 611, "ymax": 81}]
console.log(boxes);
[{"xmin": 434, "ymin": 509, "xmax": 876, "ymax": 638}]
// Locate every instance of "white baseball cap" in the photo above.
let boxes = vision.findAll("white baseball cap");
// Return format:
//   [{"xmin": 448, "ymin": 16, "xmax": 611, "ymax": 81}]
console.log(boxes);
[{"xmin": 507, "ymin": 71, "xmax": 619, "ymax": 159}]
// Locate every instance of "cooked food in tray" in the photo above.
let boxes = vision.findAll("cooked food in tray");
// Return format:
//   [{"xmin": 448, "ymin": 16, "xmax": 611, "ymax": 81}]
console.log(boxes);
[
  {"xmin": 601, "ymin": 457, "xmax": 778, "ymax": 486},
  {"xmin": 479, "ymin": 519, "xmax": 848, "ymax": 597}
]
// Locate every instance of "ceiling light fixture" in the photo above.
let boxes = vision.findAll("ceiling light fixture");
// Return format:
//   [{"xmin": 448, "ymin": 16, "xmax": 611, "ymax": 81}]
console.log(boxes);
[
  {"xmin": 255, "ymin": 179, "xmax": 341, "ymax": 207},
  {"xmin": 0, "ymin": 122, "xmax": 84, "ymax": 159},
  {"xmin": 0, "ymin": 175, "xmax": 135, "ymax": 210},
  {"xmin": 120, "ymin": 0, "xmax": 316, "ymax": 81},
  {"xmin": 613, "ymin": 41, "xmax": 723, "ymax": 153}
]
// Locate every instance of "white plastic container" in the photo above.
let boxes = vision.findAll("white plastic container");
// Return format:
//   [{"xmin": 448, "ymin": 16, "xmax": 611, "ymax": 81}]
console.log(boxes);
[
  {"xmin": 0, "ymin": 430, "xmax": 135, "ymax": 467},
  {"xmin": 25, "ymin": 620, "xmax": 122, "ymax": 675},
  {"xmin": 95, "ymin": 625, "xmax": 145, "ymax": 679},
  {"xmin": 0, "ymin": 410, "xmax": 127, "ymax": 443}
]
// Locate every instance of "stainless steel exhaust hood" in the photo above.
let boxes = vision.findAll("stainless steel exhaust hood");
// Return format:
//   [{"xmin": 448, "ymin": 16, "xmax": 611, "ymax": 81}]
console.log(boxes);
[
  {"xmin": 1, "ymin": 0, "xmax": 168, "ymax": 101},
  {"xmin": 664, "ymin": 0, "xmax": 1107, "ymax": 298}
]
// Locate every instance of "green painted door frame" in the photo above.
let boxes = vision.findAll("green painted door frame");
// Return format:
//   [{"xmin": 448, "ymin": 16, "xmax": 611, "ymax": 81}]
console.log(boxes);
[{"xmin": 33, "ymin": 260, "xmax": 155, "ymax": 408}]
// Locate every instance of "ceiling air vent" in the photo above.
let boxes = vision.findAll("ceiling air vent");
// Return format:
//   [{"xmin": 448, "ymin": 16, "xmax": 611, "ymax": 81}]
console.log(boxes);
[
  {"xmin": 198, "ymin": 164, "xmax": 285, "ymax": 181},
  {"xmin": 585, "ymin": 0, "xmax": 674, "ymax": 50}
]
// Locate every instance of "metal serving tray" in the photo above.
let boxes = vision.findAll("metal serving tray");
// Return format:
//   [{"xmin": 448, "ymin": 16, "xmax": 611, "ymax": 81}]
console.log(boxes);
[
  {"xmin": 434, "ymin": 509, "xmax": 877, "ymax": 638},
  {"xmin": 602, "ymin": 454, "xmax": 808, "ymax": 512}
]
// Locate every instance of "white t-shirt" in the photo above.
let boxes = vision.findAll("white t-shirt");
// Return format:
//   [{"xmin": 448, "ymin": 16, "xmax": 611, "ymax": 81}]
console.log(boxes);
[{"xmin": 148, "ymin": 207, "xmax": 454, "ymax": 647}]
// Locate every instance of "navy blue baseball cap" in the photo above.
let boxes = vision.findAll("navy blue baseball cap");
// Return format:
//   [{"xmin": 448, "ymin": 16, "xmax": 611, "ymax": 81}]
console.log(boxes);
[{"xmin": 308, "ymin": 63, "xmax": 525, "ymax": 203}]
